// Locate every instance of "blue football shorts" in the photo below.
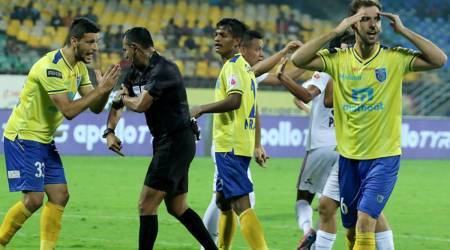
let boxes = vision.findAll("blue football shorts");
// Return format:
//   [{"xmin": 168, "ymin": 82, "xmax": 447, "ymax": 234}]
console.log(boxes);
[
  {"xmin": 338, "ymin": 155, "xmax": 400, "ymax": 228},
  {"xmin": 4, "ymin": 137, "xmax": 67, "ymax": 192},
  {"xmin": 215, "ymin": 151, "xmax": 252, "ymax": 200}
]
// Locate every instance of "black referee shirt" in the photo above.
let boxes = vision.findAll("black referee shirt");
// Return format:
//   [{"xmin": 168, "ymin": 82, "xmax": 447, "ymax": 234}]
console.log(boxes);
[{"xmin": 124, "ymin": 53, "xmax": 191, "ymax": 139}]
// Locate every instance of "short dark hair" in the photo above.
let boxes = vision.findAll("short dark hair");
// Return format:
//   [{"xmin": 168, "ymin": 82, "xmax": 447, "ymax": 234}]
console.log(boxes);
[
  {"xmin": 348, "ymin": 0, "xmax": 382, "ymax": 16},
  {"xmin": 328, "ymin": 31, "xmax": 356, "ymax": 49},
  {"xmin": 216, "ymin": 18, "xmax": 248, "ymax": 39},
  {"xmin": 64, "ymin": 17, "xmax": 100, "ymax": 45},
  {"xmin": 241, "ymin": 30, "xmax": 263, "ymax": 48},
  {"xmin": 124, "ymin": 27, "xmax": 154, "ymax": 48}
]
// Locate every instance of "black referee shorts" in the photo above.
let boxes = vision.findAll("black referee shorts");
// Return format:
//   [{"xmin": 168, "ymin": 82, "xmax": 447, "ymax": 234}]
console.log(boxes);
[{"xmin": 144, "ymin": 128, "xmax": 196, "ymax": 195}]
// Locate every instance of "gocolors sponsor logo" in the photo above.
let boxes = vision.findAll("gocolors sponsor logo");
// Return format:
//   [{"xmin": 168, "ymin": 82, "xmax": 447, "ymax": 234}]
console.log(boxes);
[
  {"xmin": 343, "ymin": 87, "xmax": 384, "ymax": 112},
  {"xmin": 261, "ymin": 121, "xmax": 308, "ymax": 147}
]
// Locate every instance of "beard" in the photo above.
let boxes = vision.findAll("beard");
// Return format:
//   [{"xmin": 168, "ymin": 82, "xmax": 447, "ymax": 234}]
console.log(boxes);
[
  {"xmin": 75, "ymin": 44, "xmax": 89, "ymax": 63},
  {"xmin": 355, "ymin": 29, "xmax": 378, "ymax": 46}
]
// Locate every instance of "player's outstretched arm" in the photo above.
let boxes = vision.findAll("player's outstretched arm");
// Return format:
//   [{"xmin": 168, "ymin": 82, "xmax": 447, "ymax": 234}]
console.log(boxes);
[
  {"xmin": 323, "ymin": 79, "xmax": 333, "ymax": 108},
  {"xmin": 260, "ymin": 67, "xmax": 306, "ymax": 85},
  {"xmin": 50, "ymin": 64, "xmax": 120, "ymax": 120},
  {"xmin": 252, "ymin": 40, "xmax": 302, "ymax": 77},
  {"xmin": 380, "ymin": 12, "xmax": 447, "ymax": 71},
  {"xmin": 190, "ymin": 93, "xmax": 242, "ymax": 119},
  {"xmin": 291, "ymin": 12, "xmax": 364, "ymax": 71},
  {"xmin": 276, "ymin": 59, "xmax": 320, "ymax": 104}
]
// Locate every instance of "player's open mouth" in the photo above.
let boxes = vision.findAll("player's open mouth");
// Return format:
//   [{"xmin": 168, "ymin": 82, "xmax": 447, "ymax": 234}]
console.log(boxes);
[
  {"xmin": 367, "ymin": 31, "xmax": 378, "ymax": 38},
  {"xmin": 214, "ymin": 43, "xmax": 222, "ymax": 49}
]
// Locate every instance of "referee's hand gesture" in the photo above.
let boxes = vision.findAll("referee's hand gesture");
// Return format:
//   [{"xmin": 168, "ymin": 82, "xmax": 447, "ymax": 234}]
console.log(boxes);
[{"xmin": 106, "ymin": 133, "xmax": 124, "ymax": 156}]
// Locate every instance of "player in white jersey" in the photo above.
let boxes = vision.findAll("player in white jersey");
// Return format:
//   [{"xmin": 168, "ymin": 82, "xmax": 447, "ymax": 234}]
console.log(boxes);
[
  {"xmin": 277, "ymin": 60, "xmax": 337, "ymax": 249},
  {"xmin": 201, "ymin": 30, "xmax": 304, "ymax": 248}
]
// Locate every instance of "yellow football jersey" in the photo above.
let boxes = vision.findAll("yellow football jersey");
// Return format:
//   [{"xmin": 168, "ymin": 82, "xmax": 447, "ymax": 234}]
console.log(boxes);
[
  {"xmin": 4, "ymin": 49, "xmax": 92, "ymax": 144},
  {"xmin": 213, "ymin": 54, "xmax": 257, "ymax": 157},
  {"xmin": 318, "ymin": 43, "xmax": 418, "ymax": 159}
]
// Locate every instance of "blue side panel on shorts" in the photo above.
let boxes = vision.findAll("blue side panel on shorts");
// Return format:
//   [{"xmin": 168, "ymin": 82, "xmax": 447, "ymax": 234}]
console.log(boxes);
[
  {"xmin": 215, "ymin": 151, "xmax": 252, "ymax": 200},
  {"xmin": 338, "ymin": 155, "xmax": 400, "ymax": 228},
  {"xmin": 3, "ymin": 137, "xmax": 66, "ymax": 192}
]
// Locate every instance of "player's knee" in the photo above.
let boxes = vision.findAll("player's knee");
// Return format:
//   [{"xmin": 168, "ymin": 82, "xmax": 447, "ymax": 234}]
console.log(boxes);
[
  {"xmin": 356, "ymin": 211, "xmax": 377, "ymax": 232},
  {"xmin": 48, "ymin": 189, "xmax": 70, "ymax": 207},
  {"xmin": 138, "ymin": 199, "xmax": 157, "ymax": 215},
  {"xmin": 296, "ymin": 190, "xmax": 314, "ymax": 203},
  {"xmin": 166, "ymin": 205, "xmax": 186, "ymax": 218},
  {"xmin": 318, "ymin": 200, "xmax": 336, "ymax": 222},
  {"xmin": 23, "ymin": 192, "xmax": 45, "ymax": 212}
]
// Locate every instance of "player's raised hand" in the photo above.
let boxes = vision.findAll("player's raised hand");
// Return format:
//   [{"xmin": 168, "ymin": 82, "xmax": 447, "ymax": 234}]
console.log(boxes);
[
  {"xmin": 98, "ymin": 64, "xmax": 121, "ymax": 93},
  {"xmin": 380, "ymin": 12, "xmax": 406, "ymax": 34},
  {"xmin": 283, "ymin": 40, "xmax": 303, "ymax": 54},
  {"xmin": 334, "ymin": 11, "xmax": 365, "ymax": 35},
  {"xmin": 254, "ymin": 145, "xmax": 269, "ymax": 167},
  {"xmin": 106, "ymin": 133, "xmax": 124, "ymax": 156}
]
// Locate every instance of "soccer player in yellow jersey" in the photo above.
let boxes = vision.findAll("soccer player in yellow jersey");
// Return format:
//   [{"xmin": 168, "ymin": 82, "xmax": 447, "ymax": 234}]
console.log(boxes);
[
  {"xmin": 291, "ymin": 0, "xmax": 447, "ymax": 250},
  {"xmin": 0, "ymin": 18, "xmax": 120, "ymax": 249},
  {"xmin": 200, "ymin": 30, "xmax": 303, "ymax": 249},
  {"xmin": 191, "ymin": 19, "xmax": 268, "ymax": 250}
]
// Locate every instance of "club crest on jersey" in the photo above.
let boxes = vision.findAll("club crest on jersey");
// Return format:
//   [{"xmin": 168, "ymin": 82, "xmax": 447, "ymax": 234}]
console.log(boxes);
[
  {"xmin": 229, "ymin": 75, "xmax": 237, "ymax": 86},
  {"xmin": 375, "ymin": 68, "xmax": 387, "ymax": 83}
]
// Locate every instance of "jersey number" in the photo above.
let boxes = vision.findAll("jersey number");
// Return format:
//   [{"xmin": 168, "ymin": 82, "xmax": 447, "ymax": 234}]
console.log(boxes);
[
  {"xmin": 34, "ymin": 162, "xmax": 45, "ymax": 178},
  {"xmin": 245, "ymin": 80, "xmax": 256, "ymax": 130}
]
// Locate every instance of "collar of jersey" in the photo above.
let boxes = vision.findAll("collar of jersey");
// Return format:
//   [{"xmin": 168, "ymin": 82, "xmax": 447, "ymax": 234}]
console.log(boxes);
[
  {"xmin": 351, "ymin": 43, "xmax": 381, "ymax": 65},
  {"xmin": 59, "ymin": 49, "xmax": 74, "ymax": 72},
  {"xmin": 229, "ymin": 53, "xmax": 241, "ymax": 60}
]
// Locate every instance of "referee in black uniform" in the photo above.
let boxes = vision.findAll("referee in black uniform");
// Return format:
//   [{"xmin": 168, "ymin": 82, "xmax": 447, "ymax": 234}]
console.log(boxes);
[{"xmin": 104, "ymin": 27, "xmax": 217, "ymax": 250}]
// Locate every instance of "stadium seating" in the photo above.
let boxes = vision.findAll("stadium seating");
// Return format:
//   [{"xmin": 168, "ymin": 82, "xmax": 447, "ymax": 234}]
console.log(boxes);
[{"xmin": 0, "ymin": 0, "xmax": 448, "ymax": 115}]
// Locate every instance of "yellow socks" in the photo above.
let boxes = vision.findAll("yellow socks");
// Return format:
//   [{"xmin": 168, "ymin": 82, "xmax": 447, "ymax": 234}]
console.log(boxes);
[
  {"xmin": 0, "ymin": 201, "xmax": 32, "ymax": 246},
  {"xmin": 40, "ymin": 202, "xmax": 64, "ymax": 250},
  {"xmin": 218, "ymin": 210, "xmax": 237, "ymax": 250},
  {"xmin": 353, "ymin": 231, "xmax": 375, "ymax": 250},
  {"xmin": 239, "ymin": 208, "xmax": 268, "ymax": 250}
]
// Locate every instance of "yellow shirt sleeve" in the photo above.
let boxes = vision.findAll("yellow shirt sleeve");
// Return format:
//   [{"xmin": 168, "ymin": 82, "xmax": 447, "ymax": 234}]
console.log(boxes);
[
  {"xmin": 79, "ymin": 64, "xmax": 92, "ymax": 88},
  {"xmin": 39, "ymin": 66, "xmax": 68, "ymax": 95},
  {"xmin": 317, "ymin": 48, "xmax": 340, "ymax": 77},
  {"xmin": 223, "ymin": 62, "xmax": 244, "ymax": 95},
  {"xmin": 391, "ymin": 47, "xmax": 419, "ymax": 73}
]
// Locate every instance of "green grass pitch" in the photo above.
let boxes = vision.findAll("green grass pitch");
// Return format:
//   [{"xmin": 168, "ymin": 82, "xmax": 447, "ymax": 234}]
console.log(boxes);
[{"xmin": 0, "ymin": 156, "xmax": 449, "ymax": 249}]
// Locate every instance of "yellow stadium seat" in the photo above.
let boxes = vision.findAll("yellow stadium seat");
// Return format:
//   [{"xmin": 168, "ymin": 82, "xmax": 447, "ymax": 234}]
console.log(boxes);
[
  {"xmin": 195, "ymin": 61, "xmax": 209, "ymax": 78},
  {"xmin": 174, "ymin": 60, "xmax": 185, "ymax": 75},
  {"xmin": 28, "ymin": 36, "xmax": 41, "ymax": 48},
  {"xmin": 44, "ymin": 26, "xmax": 56, "ymax": 36},
  {"xmin": 23, "ymin": 19, "xmax": 34, "ymax": 28},
  {"xmin": 6, "ymin": 20, "xmax": 21, "ymax": 37},
  {"xmin": 40, "ymin": 35, "xmax": 52, "ymax": 48},
  {"xmin": 17, "ymin": 30, "xmax": 29, "ymax": 42},
  {"xmin": 208, "ymin": 64, "xmax": 221, "ymax": 78},
  {"xmin": 113, "ymin": 12, "xmax": 126, "ymax": 25}
]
